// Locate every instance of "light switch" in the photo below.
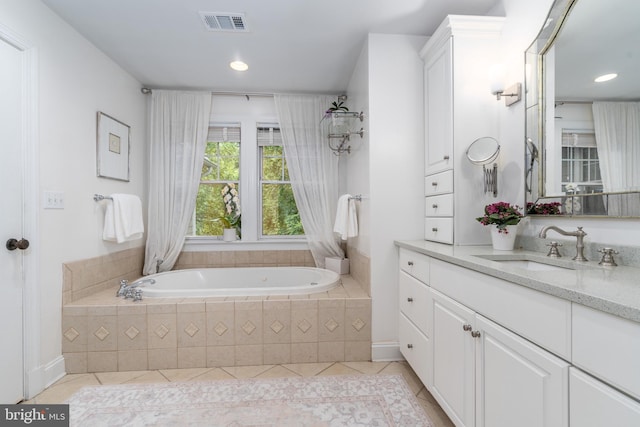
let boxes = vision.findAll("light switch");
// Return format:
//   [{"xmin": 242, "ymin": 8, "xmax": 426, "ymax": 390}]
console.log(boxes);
[{"xmin": 43, "ymin": 191, "xmax": 64, "ymax": 209}]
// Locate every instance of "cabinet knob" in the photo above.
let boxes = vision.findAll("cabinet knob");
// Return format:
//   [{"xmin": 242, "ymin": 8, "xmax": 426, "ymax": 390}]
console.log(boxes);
[
  {"xmin": 407, "ymin": 344, "xmax": 413, "ymax": 349},
  {"xmin": 471, "ymin": 330, "xmax": 481, "ymax": 338},
  {"xmin": 462, "ymin": 324, "xmax": 472, "ymax": 332},
  {"xmin": 432, "ymin": 227, "xmax": 438, "ymax": 232},
  {"xmin": 432, "ymin": 204, "xmax": 438, "ymax": 209},
  {"xmin": 431, "ymin": 182, "xmax": 438, "ymax": 186},
  {"xmin": 407, "ymin": 297, "xmax": 414, "ymax": 302},
  {"xmin": 407, "ymin": 261, "xmax": 414, "ymax": 266},
  {"xmin": 443, "ymin": 155, "xmax": 450, "ymax": 160}
]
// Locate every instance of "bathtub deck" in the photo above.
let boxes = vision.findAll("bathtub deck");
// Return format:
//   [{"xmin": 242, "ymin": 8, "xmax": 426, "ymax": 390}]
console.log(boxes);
[{"xmin": 62, "ymin": 275, "xmax": 372, "ymax": 373}]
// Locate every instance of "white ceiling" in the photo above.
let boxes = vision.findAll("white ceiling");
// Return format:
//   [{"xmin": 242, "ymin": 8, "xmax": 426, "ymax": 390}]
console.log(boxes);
[
  {"xmin": 41, "ymin": 0, "xmax": 501, "ymax": 94},
  {"xmin": 554, "ymin": 0, "xmax": 640, "ymax": 101}
]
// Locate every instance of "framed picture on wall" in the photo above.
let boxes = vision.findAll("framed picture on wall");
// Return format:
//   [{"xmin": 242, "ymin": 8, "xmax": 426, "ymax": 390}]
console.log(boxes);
[{"xmin": 96, "ymin": 111, "xmax": 130, "ymax": 181}]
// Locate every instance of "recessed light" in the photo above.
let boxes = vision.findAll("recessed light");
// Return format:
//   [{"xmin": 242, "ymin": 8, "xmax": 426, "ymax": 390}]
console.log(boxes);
[
  {"xmin": 594, "ymin": 73, "xmax": 617, "ymax": 83},
  {"xmin": 230, "ymin": 61, "xmax": 248, "ymax": 71}
]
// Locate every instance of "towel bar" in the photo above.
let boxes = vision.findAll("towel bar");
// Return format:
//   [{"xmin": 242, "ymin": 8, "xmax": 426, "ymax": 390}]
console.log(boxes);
[
  {"xmin": 93, "ymin": 194, "xmax": 113, "ymax": 202},
  {"xmin": 349, "ymin": 194, "xmax": 364, "ymax": 201}
]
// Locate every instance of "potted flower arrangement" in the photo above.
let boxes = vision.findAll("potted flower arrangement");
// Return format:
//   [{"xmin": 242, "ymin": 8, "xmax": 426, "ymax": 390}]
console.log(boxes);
[
  {"xmin": 214, "ymin": 183, "xmax": 241, "ymax": 241},
  {"xmin": 526, "ymin": 201, "xmax": 562, "ymax": 215},
  {"xmin": 476, "ymin": 201, "xmax": 523, "ymax": 250}
]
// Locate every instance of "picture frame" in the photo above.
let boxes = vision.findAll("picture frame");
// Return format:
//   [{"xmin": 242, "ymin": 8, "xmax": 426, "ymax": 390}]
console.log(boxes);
[{"xmin": 96, "ymin": 111, "xmax": 130, "ymax": 181}]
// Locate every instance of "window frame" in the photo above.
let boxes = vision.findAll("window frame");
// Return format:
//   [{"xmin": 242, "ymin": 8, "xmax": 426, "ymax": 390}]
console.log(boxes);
[
  {"xmin": 258, "ymin": 125, "xmax": 303, "ymax": 239},
  {"xmin": 187, "ymin": 116, "xmax": 305, "ymax": 245}
]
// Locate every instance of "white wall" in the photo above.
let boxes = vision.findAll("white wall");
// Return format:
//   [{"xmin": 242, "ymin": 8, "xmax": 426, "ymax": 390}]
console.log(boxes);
[
  {"xmin": 1, "ymin": 0, "xmax": 147, "ymax": 390},
  {"xmin": 496, "ymin": 0, "xmax": 640, "ymax": 245},
  {"xmin": 346, "ymin": 34, "xmax": 427, "ymax": 359},
  {"xmin": 344, "ymin": 43, "xmax": 370, "ymax": 255}
]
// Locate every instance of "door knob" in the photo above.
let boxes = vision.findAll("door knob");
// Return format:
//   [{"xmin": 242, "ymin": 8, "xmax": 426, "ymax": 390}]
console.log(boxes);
[{"xmin": 6, "ymin": 238, "xmax": 29, "ymax": 251}]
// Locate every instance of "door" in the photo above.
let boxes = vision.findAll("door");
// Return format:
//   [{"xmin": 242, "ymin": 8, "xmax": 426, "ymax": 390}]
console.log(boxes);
[
  {"xmin": 0, "ymin": 36, "xmax": 26, "ymax": 403},
  {"xmin": 475, "ymin": 315, "xmax": 569, "ymax": 427},
  {"xmin": 424, "ymin": 37, "xmax": 453, "ymax": 176},
  {"xmin": 431, "ymin": 289, "xmax": 475, "ymax": 427},
  {"xmin": 570, "ymin": 367, "xmax": 640, "ymax": 427}
]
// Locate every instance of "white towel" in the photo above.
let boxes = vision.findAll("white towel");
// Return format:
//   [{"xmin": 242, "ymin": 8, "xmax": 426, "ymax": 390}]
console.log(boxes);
[
  {"xmin": 103, "ymin": 194, "xmax": 144, "ymax": 243},
  {"xmin": 333, "ymin": 194, "xmax": 358, "ymax": 240}
]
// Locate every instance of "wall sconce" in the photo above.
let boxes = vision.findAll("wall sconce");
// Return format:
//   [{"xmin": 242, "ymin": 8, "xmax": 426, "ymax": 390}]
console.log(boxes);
[{"xmin": 488, "ymin": 64, "xmax": 522, "ymax": 107}]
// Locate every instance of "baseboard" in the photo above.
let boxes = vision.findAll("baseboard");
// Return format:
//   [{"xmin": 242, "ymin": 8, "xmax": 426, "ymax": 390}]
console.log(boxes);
[
  {"xmin": 25, "ymin": 355, "xmax": 66, "ymax": 399},
  {"xmin": 371, "ymin": 342, "xmax": 404, "ymax": 362},
  {"xmin": 45, "ymin": 355, "xmax": 66, "ymax": 388}
]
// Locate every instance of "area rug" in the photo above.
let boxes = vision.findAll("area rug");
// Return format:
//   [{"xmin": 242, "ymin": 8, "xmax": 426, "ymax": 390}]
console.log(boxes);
[{"xmin": 66, "ymin": 374, "xmax": 432, "ymax": 426}]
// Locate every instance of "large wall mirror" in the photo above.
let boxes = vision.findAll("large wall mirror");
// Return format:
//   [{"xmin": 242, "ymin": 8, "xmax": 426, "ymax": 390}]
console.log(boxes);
[{"xmin": 525, "ymin": 0, "xmax": 640, "ymax": 217}]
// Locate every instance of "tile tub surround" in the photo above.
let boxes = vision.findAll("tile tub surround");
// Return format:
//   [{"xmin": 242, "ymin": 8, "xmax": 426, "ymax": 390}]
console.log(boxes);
[
  {"xmin": 174, "ymin": 249, "xmax": 316, "ymax": 269},
  {"xmin": 64, "ymin": 249, "xmax": 318, "ymax": 304},
  {"xmin": 62, "ymin": 276, "xmax": 371, "ymax": 373},
  {"xmin": 63, "ymin": 247, "xmax": 145, "ymax": 304},
  {"xmin": 346, "ymin": 243, "xmax": 371, "ymax": 296}
]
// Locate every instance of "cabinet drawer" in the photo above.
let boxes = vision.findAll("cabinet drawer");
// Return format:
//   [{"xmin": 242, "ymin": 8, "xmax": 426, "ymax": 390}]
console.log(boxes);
[
  {"xmin": 426, "ymin": 193, "xmax": 453, "ymax": 217},
  {"xmin": 399, "ymin": 248, "xmax": 430, "ymax": 283},
  {"xmin": 430, "ymin": 258, "xmax": 571, "ymax": 359},
  {"xmin": 425, "ymin": 170, "xmax": 453, "ymax": 196},
  {"xmin": 572, "ymin": 304, "xmax": 640, "ymax": 401},
  {"xmin": 570, "ymin": 367, "xmax": 640, "ymax": 427},
  {"xmin": 399, "ymin": 313, "xmax": 431, "ymax": 387},
  {"xmin": 399, "ymin": 271, "xmax": 431, "ymax": 332},
  {"xmin": 425, "ymin": 218, "xmax": 453, "ymax": 244}
]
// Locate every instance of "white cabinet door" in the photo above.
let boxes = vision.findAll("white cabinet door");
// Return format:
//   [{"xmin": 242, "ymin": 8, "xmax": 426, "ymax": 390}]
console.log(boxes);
[
  {"xmin": 475, "ymin": 315, "xmax": 569, "ymax": 427},
  {"xmin": 431, "ymin": 289, "xmax": 475, "ymax": 427},
  {"xmin": 399, "ymin": 313, "xmax": 432, "ymax": 387},
  {"xmin": 424, "ymin": 37, "xmax": 453, "ymax": 176},
  {"xmin": 570, "ymin": 368, "xmax": 640, "ymax": 427}
]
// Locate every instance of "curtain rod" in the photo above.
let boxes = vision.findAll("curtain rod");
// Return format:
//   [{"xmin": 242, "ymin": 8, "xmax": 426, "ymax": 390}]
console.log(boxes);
[
  {"xmin": 140, "ymin": 87, "xmax": 274, "ymax": 98},
  {"xmin": 140, "ymin": 88, "xmax": 344, "ymax": 98}
]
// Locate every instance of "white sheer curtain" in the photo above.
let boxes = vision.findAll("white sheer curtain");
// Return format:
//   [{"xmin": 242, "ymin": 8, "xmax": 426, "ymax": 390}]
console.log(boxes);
[
  {"xmin": 143, "ymin": 90, "xmax": 212, "ymax": 274},
  {"xmin": 274, "ymin": 94, "xmax": 344, "ymax": 267},
  {"xmin": 592, "ymin": 102, "xmax": 640, "ymax": 216}
]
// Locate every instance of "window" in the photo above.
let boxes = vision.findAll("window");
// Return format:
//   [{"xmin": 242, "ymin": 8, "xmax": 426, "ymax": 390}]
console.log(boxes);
[
  {"xmin": 190, "ymin": 123, "xmax": 303, "ymax": 239},
  {"xmin": 561, "ymin": 130, "xmax": 602, "ymax": 193},
  {"xmin": 192, "ymin": 125, "xmax": 240, "ymax": 236},
  {"xmin": 259, "ymin": 126, "xmax": 303, "ymax": 237}
]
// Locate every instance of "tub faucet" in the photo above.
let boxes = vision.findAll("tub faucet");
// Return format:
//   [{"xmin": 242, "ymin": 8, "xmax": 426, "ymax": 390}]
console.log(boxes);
[
  {"xmin": 538, "ymin": 225, "xmax": 588, "ymax": 261},
  {"xmin": 117, "ymin": 278, "xmax": 156, "ymax": 298}
]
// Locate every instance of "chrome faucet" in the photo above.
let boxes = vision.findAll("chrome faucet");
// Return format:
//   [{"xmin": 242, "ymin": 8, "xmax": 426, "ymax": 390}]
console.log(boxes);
[
  {"xmin": 538, "ymin": 226, "xmax": 588, "ymax": 261},
  {"xmin": 116, "ymin": 278, "xmax": 156, "ymax": 299},
  {"xmin": 155, "ymin": 258, "xmax": 164, "ymax": 273}
]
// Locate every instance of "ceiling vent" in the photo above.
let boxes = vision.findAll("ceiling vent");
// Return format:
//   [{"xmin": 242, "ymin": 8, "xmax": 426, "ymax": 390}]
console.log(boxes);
[{"xmin": 199, "ymin": 12, "xmax": 248, "ymax": 32}]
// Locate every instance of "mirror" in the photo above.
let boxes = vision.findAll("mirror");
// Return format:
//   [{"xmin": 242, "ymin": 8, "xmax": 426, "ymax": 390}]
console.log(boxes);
[
  {"xmin": 525, "ymin": 0, "xmax": 640, "ymax": 217},
  {"xmin": 466, "ymin": 137, "xmax": 500, "ymax": 197},
  {"xmin": 466, "ymin": 137, "xmax": 500, "ymax": 165}
]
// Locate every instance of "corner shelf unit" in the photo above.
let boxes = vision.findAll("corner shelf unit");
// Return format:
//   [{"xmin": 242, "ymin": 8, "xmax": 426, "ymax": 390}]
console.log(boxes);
[{"xmin": 321, "ymin": 111, "xmax": 364, "ymax": 155}]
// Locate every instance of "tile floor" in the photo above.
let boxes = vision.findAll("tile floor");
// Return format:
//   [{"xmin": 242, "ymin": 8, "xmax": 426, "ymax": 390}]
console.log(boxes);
[{"xmin": 25, "ymin": 361, "xmax": 453, "ymax": 427}]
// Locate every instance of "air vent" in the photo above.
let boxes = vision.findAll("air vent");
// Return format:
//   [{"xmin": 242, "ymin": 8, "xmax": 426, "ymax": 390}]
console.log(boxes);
[{"xmin": 199, "ymin": 12, "xmax": 248, "ymax": 32}]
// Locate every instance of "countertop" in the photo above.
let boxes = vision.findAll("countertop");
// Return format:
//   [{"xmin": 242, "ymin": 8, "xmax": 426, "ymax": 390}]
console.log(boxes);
[{"xmin": 395, "ymin": 240, "xmax": 640, "ymax": 323}]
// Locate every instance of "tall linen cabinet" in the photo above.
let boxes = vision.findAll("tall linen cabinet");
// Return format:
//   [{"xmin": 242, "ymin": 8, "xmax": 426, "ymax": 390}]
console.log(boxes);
[{"xmin": 421, "ymin": 15, "xmax": 505, "ymax": 244}]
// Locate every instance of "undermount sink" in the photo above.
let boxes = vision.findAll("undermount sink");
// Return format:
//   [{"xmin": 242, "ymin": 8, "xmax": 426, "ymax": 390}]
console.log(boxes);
[
  {"xmin": 492, "ymin": 259, "xmax": 573, "ymax": 272},
  {"xmin": 472, "ymin": 254, "xmax": 586, "ymax": 272}
]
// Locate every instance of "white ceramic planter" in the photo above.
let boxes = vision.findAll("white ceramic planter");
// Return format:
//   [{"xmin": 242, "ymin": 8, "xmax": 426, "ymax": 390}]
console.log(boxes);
[
  {"xmin": 490, "ymin": 225, "xmax": 517, "ymax": 250},
  {"xmin": 223, "ymin": 228, "xmax": 237, "ymax": 242}
]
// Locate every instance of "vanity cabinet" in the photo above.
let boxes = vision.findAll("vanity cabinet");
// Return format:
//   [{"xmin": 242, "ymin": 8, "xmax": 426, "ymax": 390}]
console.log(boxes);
[
  {"xmin": 420, "ymin": 15, "xmax": 504, "ymax": 245},
  {"xmin": 398, "ymin": 248, "xmax": 432, "ymax": 386},
  {"xmin": 397, "ymin": 245, "xmax": 640, "ymax": 426},
  {"xmin": 430, "ymin": 288, "xmax": 569, "ymax": 427},
  {"xmin": 570, "ymin": 367, "xmax": 640, "ymax": 427}
]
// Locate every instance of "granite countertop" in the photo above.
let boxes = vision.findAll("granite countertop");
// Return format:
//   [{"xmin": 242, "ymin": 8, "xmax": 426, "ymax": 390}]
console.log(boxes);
[{"xmin": 395, "ymin": 240, "xmax": 640, "ymax": 323}]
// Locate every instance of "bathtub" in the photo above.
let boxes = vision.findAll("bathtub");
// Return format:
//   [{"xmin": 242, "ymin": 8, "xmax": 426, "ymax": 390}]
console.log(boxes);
[{"xmin": 136, "ymin": 266, "xmax": 341, "ymax": 298}]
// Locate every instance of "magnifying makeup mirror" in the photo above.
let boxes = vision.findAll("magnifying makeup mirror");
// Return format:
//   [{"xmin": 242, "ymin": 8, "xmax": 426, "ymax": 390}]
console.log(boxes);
[{"xmin": 466, "ymin": 137, "xmax": 500, "ymax": 197}]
